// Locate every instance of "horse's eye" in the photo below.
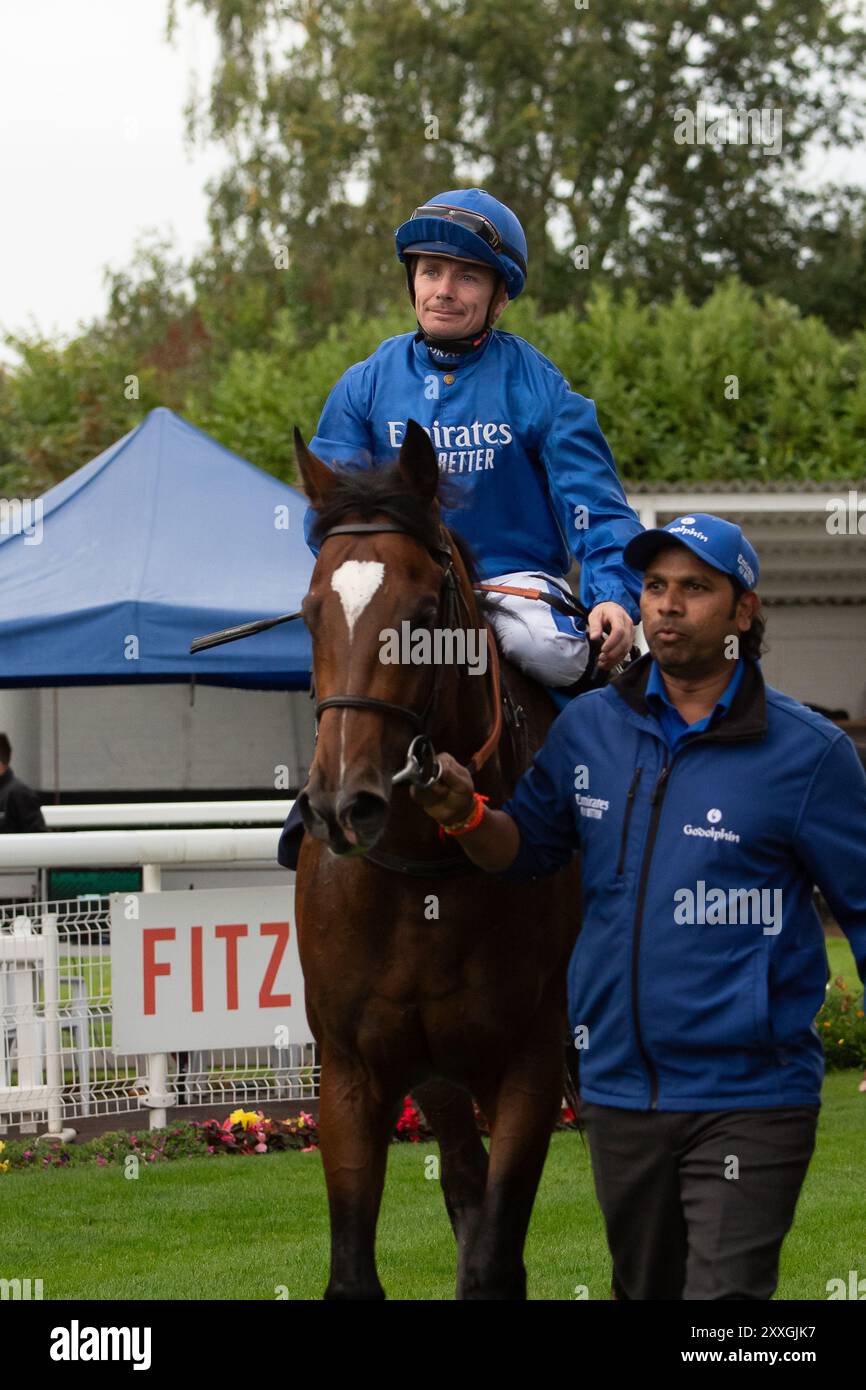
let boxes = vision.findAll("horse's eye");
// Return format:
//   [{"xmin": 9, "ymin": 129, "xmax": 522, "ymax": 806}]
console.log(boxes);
[
  {"xmin": 410, "ymin": 602, "xmax": 438, "ymax": 629},
  {"xmin": 302, "ymin": 595, "xmax": 321, "ymax": 627}
]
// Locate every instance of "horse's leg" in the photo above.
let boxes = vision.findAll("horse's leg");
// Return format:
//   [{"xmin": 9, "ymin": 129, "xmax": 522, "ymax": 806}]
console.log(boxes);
[
  {"xmin": 411, "ymin": 1079, "xmax": 488, "ymax": 1257},
  {"xmin": 318, "ymin": 1048, "xmax": 401, "ymax": 1301},
  {"xmin": 458, "ymin": 1012, "xmax": 564, "ymax": 1300}
]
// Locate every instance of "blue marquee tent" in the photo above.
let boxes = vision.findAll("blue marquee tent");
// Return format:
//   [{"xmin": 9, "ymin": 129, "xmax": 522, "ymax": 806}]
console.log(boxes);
[{"xmin": 0, "ymin": 407, "xmax": 313, "ymax": 689}]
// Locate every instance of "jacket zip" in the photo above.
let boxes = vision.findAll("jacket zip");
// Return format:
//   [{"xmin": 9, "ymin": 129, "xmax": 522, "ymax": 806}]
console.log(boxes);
[
  {"xmin": 629, "ymin": 761, "xmax": 670, "ymax": 1108},
  {"xmin": 616, "ymin": 767, "xmax": 642, "ymax": 876},
  {"xmin": 625, "ymin": 719, "xmax": 760, "ymax": 1109}
]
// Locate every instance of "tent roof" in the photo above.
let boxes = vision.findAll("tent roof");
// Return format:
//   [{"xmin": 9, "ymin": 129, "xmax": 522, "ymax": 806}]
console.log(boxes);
[{"xmin": 0, "ymin": 407, "xmax": 313, "ymax": 689}]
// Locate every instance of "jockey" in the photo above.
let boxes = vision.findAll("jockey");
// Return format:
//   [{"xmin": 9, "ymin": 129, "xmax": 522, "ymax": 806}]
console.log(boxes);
[{"xmin": 301, "ymin": 187, "xmax": 644, "ymax": 689}]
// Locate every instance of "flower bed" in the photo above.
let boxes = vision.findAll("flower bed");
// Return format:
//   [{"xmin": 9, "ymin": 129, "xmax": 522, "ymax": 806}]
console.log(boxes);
[
  {"xmin": 0, "ymin": 1095, "xmax": 580, "ymax": 1172},
  {"xmin": 816, "ymin": 976, "xmax": 866, "ymax": 1070}
]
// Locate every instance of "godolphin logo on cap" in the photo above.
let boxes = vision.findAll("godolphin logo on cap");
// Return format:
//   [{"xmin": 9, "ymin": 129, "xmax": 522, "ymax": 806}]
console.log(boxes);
[
  {"xmin": 669, "ymin": 517, "xmax": 710, "ymax": 543},
  {"xmin": 622, "ymin": 511, "xmax": 760, "ymax": 590}
]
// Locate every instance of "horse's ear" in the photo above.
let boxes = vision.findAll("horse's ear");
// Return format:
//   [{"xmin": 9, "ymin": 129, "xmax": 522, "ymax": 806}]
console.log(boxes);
[
  {"xmin": 293, "ymin": 427, "xmax": 338, "ymax": 508},
  {"xmin": 397, "ymin": 419, "xmax": 439, "ymax": 509}
]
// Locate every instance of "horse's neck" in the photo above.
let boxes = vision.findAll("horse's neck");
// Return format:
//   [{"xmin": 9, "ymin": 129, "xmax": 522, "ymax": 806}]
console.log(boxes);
[
  {"xmin": 430, "ymin": 640, "xmax": 557, "ymax": 800},
  {"xmin": 380, "ymin": 649, "xmax": 556, "ymax": 858},
  {"xmin": 491, "ymin": 654, "xmax": 559, "ymax": 791},
  {"xmin": 435, "ymin": 545, "xmax": 504, "ymax": 782}
]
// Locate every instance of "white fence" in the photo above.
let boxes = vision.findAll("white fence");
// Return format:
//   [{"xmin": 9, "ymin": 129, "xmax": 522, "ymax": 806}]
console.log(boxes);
[{"xmin": 0, "ymin": 801, "xmax": 321, "ymax": 1137}]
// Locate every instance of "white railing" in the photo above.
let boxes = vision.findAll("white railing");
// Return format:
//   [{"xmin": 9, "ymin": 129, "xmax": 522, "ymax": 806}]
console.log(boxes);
[
  {"xmin": 0, "ymin": 800, "xmax": 320, "ymax": 1139},
  {"xmin": 0, "ymin": 897, "xmax": 318, "ymax": 1138},
  {"xmin": 0, "ymin": 800, "xmax": 297, "ymax": 898},
  {"xmin": 0, "ymin": 912, "xmax": 67, "ymax": 1135},
  {"xmin": 41, "ymin": 800, "xmax": 292, "ymax": 829},
  {"xmin": 0, "ymin": 826, "xmax": 284, "ymax": 869}
]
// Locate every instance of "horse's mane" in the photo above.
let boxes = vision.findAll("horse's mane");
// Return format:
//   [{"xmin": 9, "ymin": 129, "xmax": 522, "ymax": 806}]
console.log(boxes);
[{"xmin": 309, "ymin": 463, "xmax": 481, "ymax": 586}]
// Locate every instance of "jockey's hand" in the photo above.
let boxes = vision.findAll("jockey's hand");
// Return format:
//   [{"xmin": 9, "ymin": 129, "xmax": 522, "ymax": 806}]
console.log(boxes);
[
  {"xmin": 409, "ymin": 752, "xmax": 476, "ymax": 827},
  {"xmin": 588, "ymin": 602, "xmax": 635, "ymax": 671}
]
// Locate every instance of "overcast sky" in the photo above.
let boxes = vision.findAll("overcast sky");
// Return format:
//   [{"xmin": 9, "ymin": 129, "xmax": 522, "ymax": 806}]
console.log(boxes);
[
  {"xmin": 0, "ymin": 0, "xmax": 224, "ymax": 365},
  {"xmin": 1, "ymin": 2, "xmax": 864, "ymax": 369}
]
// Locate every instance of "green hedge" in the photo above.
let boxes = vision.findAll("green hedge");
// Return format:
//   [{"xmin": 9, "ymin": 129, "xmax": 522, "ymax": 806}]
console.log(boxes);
[
  {"xmin": 3, "ymin": 278, "xmax": 865, "ymax": 493},
  {"xmin": 191, "ymin": 279, "xmax": 866, "ymax": 486}
]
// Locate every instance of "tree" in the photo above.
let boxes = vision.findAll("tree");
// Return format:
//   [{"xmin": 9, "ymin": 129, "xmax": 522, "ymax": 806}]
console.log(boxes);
[
  {"xmin": 169, "ymin": 0, "xmax": 866, "ymax": 328},
  {"xmin": 1, "ymin": 236, "xmax": 209, "ymax": 493}
]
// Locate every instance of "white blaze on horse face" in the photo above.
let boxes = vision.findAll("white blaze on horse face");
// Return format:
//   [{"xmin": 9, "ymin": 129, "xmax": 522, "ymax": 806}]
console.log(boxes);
[
  {"xmin": 330, "ymin": 559, "xmax": 386, "ymax": 792},
  {"xmin": 331, "ymin": 560, "xmax": 385, "ymax": 639}
]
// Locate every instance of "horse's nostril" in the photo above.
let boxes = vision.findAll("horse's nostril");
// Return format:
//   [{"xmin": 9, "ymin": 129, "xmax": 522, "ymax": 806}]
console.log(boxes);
[
  {"xmin": 337, "ymin": 791, "xmax": 388, "ymax": 846},
  {"xmin": 297, "ymin": 788, "xmax": 329, "ymax": 836},
  {"xmin": 296, "ymin": 789, "xmax": 313, "ymax": 830}
]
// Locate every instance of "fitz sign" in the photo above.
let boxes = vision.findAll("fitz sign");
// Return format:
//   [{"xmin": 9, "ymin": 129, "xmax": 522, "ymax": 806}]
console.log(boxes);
[{"xmin": 110, "ymin": 887, "xmax": 313, "ymax": 1052}]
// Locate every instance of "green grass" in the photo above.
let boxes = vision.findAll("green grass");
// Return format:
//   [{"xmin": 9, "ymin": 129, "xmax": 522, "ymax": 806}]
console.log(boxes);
[
  {"xmin": 1, "ymin": 1070, "xmax": 862, "ymax": 1301},
  {"xmin": 826, "ymin": 934, "xmax": 859, "ymax": 985},
  {"xmin": 3, "ymin": 931, "xmax": 859, "ymax": 1299}
]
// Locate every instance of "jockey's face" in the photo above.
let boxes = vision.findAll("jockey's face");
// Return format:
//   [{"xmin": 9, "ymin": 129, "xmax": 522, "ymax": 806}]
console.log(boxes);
[
  {"xmin": 641, "ymin": 544, "xmax": 758, "ymax": 678},
  {"xmin": 412, "ymin": 254, "xmax": 508, "ymax": 338}
]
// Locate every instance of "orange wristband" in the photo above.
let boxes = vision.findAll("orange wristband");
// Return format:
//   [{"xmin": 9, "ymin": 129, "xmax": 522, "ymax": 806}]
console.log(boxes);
[{"xmin": 439, "ymin": 794, "xmax": 490, "ymax": 838}]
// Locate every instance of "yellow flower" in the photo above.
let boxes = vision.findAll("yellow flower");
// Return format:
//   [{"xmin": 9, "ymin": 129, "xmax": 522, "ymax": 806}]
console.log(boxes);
[
  {"xmin": 823, "ymin": 1021, "xmax": 831, "ymax": 1029},
  {"xmin": 0, "ymin": 1161, "xmax": 9, "ymax": 1174},
  {"xmin": 0, "ymin": 1140, "xmax": 5, "ymax": 1153},
  {"xmin": 227, "ymin": 1109, "xmax": 261, "ymax": 1131}
]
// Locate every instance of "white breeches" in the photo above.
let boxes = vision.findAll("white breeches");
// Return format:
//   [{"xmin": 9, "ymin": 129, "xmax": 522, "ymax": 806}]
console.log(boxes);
[{"xmin": 482, "ymin": 570, "xmax": 590, "ymax": 688}]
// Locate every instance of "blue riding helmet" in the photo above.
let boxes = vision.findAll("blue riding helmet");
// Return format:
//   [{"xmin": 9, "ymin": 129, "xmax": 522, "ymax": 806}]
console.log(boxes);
[{"xmin": 395, "ymin": 188, "xmax": 528, "ymax": 301}]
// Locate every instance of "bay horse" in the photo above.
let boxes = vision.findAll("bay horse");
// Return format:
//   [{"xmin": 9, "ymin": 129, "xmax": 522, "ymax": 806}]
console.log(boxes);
[{"xmin": 293, "ymin": 419, "xmax": 582, "ymax": 1300}]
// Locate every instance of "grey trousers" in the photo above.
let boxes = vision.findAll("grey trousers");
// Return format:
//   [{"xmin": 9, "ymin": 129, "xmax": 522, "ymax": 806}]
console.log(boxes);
[{"xmin": 581, "ymin": 1102, "xmax": 820, "ymax": 1300}]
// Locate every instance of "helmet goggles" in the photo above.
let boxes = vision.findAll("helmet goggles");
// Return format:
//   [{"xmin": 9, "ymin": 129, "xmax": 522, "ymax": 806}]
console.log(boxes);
[{"xmin": 410, "ymin": 203, "xmax": 527, "ymax": 276}]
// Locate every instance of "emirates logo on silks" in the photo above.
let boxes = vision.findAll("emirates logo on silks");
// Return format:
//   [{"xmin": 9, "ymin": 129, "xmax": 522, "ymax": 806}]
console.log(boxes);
[{"xmin": 386, "ymin": 418, "xmax": 513, "ymax": 475}]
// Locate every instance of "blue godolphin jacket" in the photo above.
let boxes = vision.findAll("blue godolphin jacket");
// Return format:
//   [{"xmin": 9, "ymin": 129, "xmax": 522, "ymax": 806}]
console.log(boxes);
[
  {"xmin": 303, "ymin": 328, "xmax": 644, "ymax": 619},
  {"xmin": 500, "ymin": 655, "xmax": 866, "ymax": 1110}
]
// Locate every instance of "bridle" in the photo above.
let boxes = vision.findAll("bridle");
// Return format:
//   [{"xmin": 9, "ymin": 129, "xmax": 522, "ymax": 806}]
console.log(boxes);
[
  {"xmin": 312, "ymin": 520, "xmax": 502, "ymax": 777},
  {"xmin": 189, "ymin": 516, "xmax": 601, "ymax": 877}
]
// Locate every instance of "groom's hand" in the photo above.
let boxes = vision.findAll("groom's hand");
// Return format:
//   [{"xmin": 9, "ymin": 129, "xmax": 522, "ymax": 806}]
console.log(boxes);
[{"xmin": 409, "ymin": 753, "xmax": 475, "ymax": 827}]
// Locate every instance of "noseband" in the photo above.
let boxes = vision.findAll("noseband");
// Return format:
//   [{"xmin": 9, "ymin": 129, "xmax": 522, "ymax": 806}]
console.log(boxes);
[{"xmin": 313, "ymin": 521, "xmax": 502, "ymax": 775}]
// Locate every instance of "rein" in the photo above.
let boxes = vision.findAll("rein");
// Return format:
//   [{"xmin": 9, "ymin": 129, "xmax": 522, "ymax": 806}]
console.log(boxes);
[{"xmin": 477, "ymin": 582, "xmax": 590, "ymax": 624}]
